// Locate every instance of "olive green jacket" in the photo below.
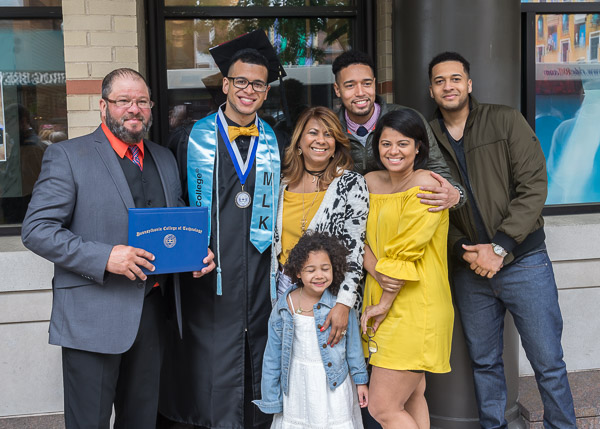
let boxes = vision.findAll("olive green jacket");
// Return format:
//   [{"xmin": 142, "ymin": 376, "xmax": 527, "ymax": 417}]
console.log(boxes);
[
  {"xmin": 337, "ymin": 97, "xmax": 464, "ymax": 205},
  {"xmin": 429, "ymin": 97, "xmax": 547, "ymax": 264}
]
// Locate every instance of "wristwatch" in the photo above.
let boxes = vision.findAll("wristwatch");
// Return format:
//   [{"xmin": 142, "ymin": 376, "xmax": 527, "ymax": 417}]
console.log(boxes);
[
  {"xmin": 491, "ymin": 243, "xmax": 508, "ymax": 258},
  {"xmin": 453, "ymin": 185, "xmax": 465, "ymax": 208}
]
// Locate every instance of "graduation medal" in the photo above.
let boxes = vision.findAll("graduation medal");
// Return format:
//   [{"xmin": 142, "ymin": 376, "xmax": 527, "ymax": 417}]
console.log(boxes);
[
  {"xmin": 235, "ymin": 185, "xmax": 252, "ymax": 208},
  {"xmin": 215, "ymin": 110, "xmax": 259, "ymax": 210}
]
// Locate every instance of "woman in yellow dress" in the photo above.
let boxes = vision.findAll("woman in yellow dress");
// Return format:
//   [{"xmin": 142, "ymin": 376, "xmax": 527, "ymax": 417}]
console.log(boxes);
[{"xmin": 360, "ymin": 109, "xmax": 454, "ymax": 429}]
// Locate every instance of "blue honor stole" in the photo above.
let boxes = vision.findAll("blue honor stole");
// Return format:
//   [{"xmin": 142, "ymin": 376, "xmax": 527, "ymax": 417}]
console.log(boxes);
[{"xmin": 187, "ymin": 107, "xmax": 280, "ymax": 297}]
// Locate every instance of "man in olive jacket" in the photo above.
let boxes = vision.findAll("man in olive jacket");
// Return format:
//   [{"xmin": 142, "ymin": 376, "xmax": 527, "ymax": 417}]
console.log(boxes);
[
  {"xmin": 333, "ymin": 50, "xmax": 465, "ymax": 211},
  {"xmin": 428, "ymin": 51, "xmax": 576, "ymax": 429}
]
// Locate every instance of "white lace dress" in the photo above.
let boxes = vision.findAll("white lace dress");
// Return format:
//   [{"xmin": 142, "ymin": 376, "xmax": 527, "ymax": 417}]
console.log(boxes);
[{"xmin": 271, "ymin": 296, "xmax": 364, "ymax": 429}]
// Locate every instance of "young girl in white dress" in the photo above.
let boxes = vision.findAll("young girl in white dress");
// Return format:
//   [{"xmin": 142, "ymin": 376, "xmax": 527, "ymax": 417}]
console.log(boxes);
[{"xmin": 254, "ymin": 231, "xmax": 368, "ymax": 428}]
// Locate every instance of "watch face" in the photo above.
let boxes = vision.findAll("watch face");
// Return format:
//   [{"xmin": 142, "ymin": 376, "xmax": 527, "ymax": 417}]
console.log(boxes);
[{"xmin": 493, "ymin": 244, "xmax": 507, "ymax": 257}]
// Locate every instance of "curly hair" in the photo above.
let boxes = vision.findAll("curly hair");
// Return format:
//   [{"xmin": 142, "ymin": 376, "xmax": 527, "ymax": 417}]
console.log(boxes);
[
  {"xmin": 282, "ymin": 106, "xmax": 353, "ymax": 188},
  {"xmin": 283, "ymin": 231, "xmax": 349, "ymax": 296}
]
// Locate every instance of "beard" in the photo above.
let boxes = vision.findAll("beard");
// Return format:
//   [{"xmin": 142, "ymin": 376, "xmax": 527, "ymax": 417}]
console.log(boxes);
[{"xmin": 105, "ymin": 107, "xmax": 152, "ymax": 144}]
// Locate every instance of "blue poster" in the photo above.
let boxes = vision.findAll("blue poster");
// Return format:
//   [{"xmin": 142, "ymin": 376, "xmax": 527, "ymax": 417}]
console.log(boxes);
[
  {"xmin": 0, "ymin": 72, "xmax": 4, "ymax": 162},
  {"xmin": 543, "ymin": 81, "xmax": 600, "ymax": 204}
]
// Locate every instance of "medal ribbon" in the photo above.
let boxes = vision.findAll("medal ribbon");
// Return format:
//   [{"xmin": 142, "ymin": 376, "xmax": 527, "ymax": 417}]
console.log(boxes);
[{"xmin": 216, "ymin": 109, "xmax": 259, "ymax": 187}]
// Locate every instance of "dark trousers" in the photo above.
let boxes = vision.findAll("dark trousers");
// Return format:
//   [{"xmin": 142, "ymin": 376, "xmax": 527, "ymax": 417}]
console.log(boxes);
[
  {"xmin": 62, "ymin": 289, "xmax": 166, "ymax": 429},
  {"xmin": 157, "ymin": 335, "xmax": 271, "ymax": 429}
]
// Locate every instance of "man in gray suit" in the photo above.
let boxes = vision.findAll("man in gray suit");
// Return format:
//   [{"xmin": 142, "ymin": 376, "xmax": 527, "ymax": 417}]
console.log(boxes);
[{"xmin": 21, "ymin": 68, "xmax": 214, "ymax": 429}]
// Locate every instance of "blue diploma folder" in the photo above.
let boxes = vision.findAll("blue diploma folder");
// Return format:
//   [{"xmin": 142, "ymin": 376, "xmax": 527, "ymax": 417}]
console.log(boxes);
[{"xmin": 128, "ymin": 207, "xmax": 208, "ymax": 275}]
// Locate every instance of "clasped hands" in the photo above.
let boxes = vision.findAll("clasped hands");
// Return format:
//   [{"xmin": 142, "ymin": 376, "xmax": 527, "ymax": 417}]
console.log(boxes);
[
  {"xmin": 462, "ymin": 243, "xmax": 504, "ymax": 278},
  {"xmin": 106, "ymin": 244, "xmax": 216, "ymax": 281}
]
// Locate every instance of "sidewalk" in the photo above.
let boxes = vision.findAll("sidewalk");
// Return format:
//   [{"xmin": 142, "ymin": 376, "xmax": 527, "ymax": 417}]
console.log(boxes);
[
  {"xmin": 2, "ymin": 371, "xmax": 598, "ymax": 428},
  {"xmin": 518, "ymin": 369, "xmax": 600, "ymax": 428}
]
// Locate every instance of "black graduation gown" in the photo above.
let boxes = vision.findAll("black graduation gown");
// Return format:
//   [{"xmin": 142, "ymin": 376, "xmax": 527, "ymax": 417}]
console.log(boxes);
[{"xmin": 159, "ymin": 122, "xmax": 284, "ymax": 428}]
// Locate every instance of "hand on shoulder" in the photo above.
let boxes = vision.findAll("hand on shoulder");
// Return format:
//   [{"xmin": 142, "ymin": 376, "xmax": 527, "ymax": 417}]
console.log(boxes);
[
  {"xmin": 412, "ymin": 169, "xmax": 440, "ymax": 188},
  {"xmin": 415, "ymin": 170, "xmax": 459, "ymax": 211}
]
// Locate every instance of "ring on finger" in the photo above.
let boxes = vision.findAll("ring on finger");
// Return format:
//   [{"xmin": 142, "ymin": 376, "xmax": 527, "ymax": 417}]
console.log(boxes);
[{"xmin": 341, "ymin": 330, "xmax": 347, "ymax": 336}]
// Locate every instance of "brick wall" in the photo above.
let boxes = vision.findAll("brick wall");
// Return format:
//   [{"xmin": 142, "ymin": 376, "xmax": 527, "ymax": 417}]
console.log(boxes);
[
  {"xmin": 376, "ymin": 0, "xmax": 394, "ymax": 104},
  {"xmin": 62, "ymin": 0, "xmax": 145, "ymax": 138}
]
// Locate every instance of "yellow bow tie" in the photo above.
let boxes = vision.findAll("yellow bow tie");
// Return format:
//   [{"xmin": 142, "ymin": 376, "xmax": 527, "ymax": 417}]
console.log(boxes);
[{"xmin": 228, "ymin": 124, "xmax": 259, "ymax": 141}]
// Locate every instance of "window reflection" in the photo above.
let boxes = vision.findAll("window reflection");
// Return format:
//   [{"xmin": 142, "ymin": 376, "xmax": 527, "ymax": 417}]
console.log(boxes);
[
  {"xmin": 522, "ymin": 0, "xmax": 598, "ymax": 3},
  {"xmin": 165, "ymin": 0, "xmax": 351, "ymax": 6},
  {"xmin": 535, "ymin": 14, "xmax": 600, "ymax": 205},
  {"xmin": 0, "ymin": 0, "xmax": 61, "ymax": 6},
  {"xmin": 165, "ymin": 19, "xmax": 351, "ymax": 138},
  {"xmin": 0, "ymin": 19, "xmax": 66, "ymax": 225}
]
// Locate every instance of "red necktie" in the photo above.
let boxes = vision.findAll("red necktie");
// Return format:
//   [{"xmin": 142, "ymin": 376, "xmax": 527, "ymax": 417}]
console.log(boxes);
[{"xmin": 128, "ymin": 146, "xmax": 142, "ymax": 170}]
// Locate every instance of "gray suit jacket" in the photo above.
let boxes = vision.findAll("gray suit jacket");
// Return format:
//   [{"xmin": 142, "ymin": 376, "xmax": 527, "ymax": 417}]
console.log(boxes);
[{"xmin": 22, "ymin": 126, "xmax": 183, "ymax": 354}]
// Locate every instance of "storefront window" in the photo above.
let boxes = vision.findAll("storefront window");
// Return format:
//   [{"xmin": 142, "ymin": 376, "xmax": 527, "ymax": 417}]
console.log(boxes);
[
  {"xmin": 165, "ymin": 0, "xmax": 352, "ymax": 6},
  {"xmin": 0, "ymin": 1, "xmax": 61, "ymax": 5},
  {"xmin": 0, "ymin": 18, "xmax": 66, "ymax": 225},
  {"xmin": 534, "ymin": 13, "xmax": 600, "ymax": 205},
  {"xmin": 165, "ymin": 19, "xmax": 351, "ymax": 137},
  {"xmin": 522, "ymin": 0, "xmax": 598, "ymax": 3}
]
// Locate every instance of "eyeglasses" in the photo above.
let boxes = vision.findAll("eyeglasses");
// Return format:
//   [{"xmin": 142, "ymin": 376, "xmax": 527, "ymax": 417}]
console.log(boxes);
[
  {"xmin": 227, "ymin": 77, "xmax": 268, "ymax": 93},
  {"xmin": 103, "ymin": 97, "xmax": 154, "ymax": 109},
  {"xmin": 361, "ymin": 326, "xmax": 378, "ymax": 366}
]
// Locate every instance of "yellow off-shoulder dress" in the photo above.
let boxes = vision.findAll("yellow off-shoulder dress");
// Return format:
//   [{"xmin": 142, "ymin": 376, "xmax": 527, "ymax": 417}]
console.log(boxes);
[{"xmin": 362, "ymin": 187, "xmax": 454, "ymax": 373}]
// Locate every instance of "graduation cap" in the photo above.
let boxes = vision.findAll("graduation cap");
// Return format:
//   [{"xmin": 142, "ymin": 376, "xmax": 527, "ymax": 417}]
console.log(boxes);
[
  {"xmin": 209, "ymin": 29, "xmax": 286, "ymax": 84},
  {"xmin": 209, "ymin": 29, "xmax": 291, "ymax": 127}
]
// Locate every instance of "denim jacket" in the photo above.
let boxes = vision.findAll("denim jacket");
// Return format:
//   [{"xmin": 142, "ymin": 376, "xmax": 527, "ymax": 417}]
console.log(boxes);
[{"xmin": 253, "ymin": 285, "xmax": 368, "ymax": 414}]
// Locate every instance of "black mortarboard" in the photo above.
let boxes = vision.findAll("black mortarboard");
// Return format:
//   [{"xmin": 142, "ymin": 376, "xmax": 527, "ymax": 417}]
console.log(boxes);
[{"xmin": 209, "ymin": 29, "xmax": 286, "ymax": 84}]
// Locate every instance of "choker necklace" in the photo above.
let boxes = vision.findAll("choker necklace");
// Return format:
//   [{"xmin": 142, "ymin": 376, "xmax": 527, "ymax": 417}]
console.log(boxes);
[
  {"xmin": 304, "ymin": 167, "xmax": 327, "ymax": 183},
  {"xmin": 304, "ymin": 158, "xmax": 331, "ymax": 183},
  {"xmin": 296, "ymin": 287, "xmax": 313, "ymax": 315},
  {"xmin": 304, "ymin": 166, "xmax": 327, "ymax": 176}
]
